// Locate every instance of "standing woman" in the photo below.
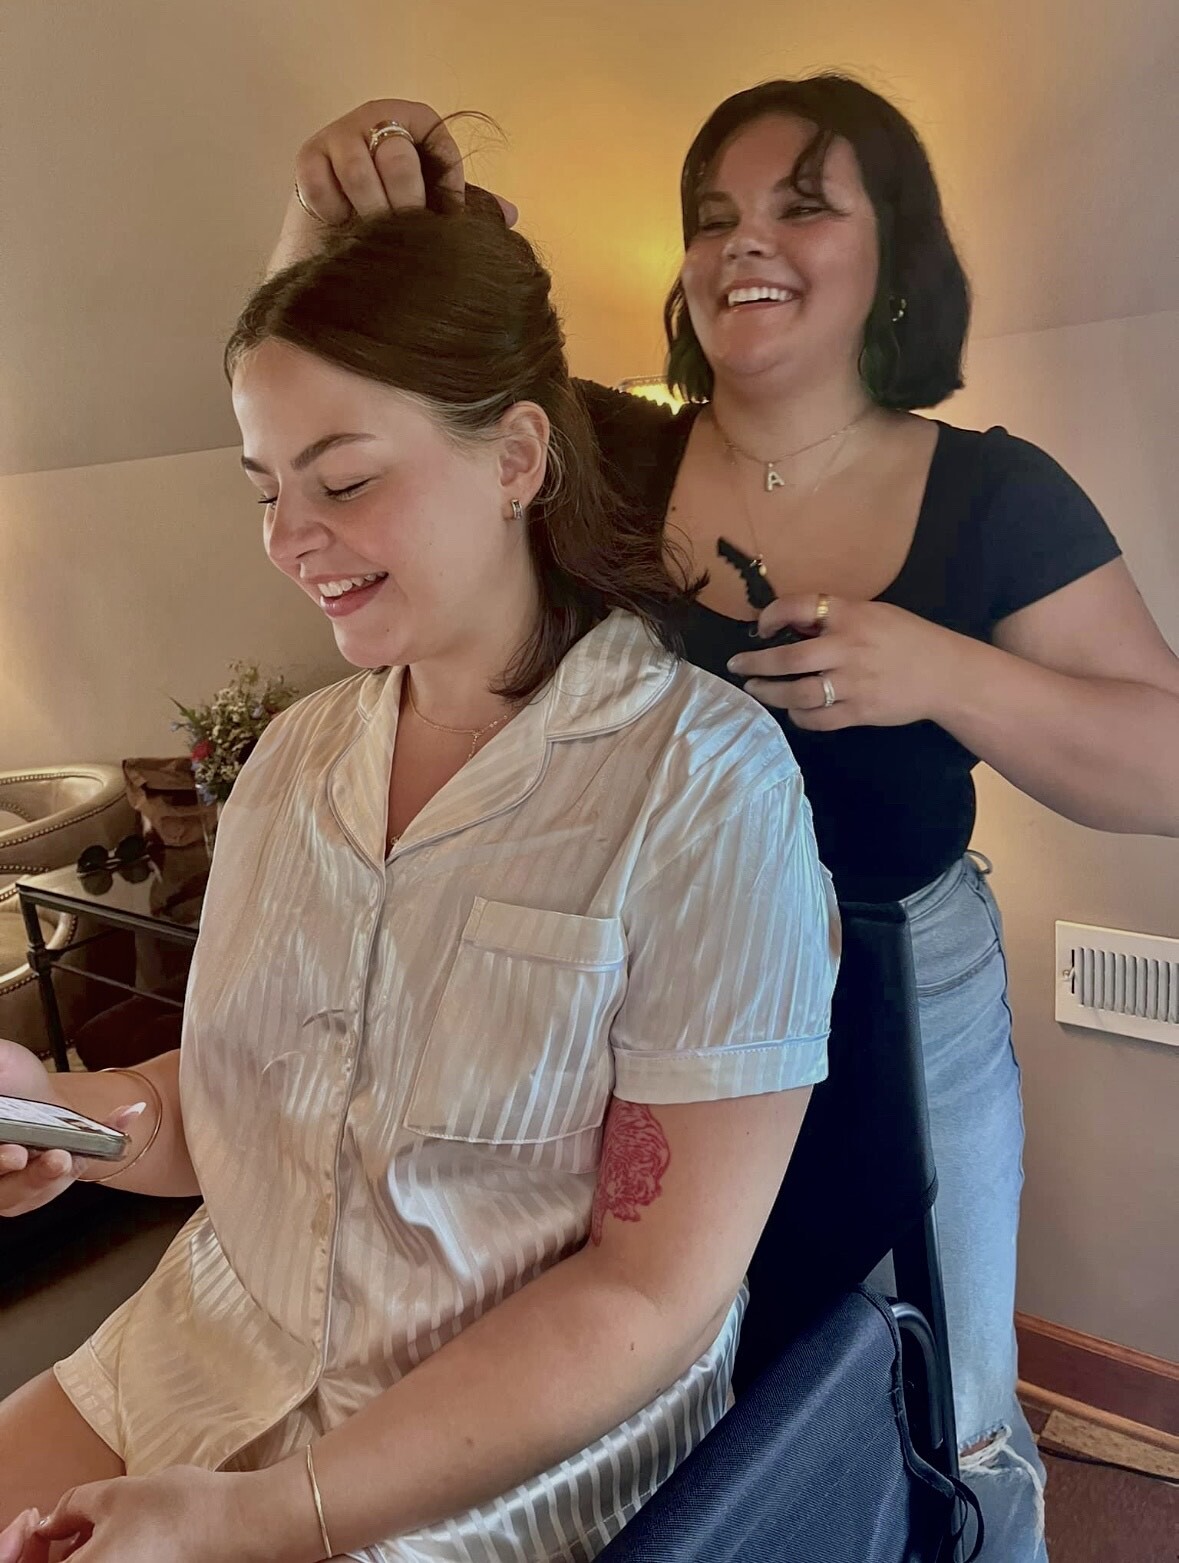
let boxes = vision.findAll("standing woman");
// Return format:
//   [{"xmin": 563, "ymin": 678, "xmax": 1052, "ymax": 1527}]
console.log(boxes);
[{"xmin": 277, "ymin": 79, "xmax": 1179, "ymax": 1563}]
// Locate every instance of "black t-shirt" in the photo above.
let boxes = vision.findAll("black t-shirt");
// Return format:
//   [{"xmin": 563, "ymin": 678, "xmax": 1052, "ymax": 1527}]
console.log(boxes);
[{"xmin": 577, "ymin": 381, "xmax": 1122, "ymax": 901}]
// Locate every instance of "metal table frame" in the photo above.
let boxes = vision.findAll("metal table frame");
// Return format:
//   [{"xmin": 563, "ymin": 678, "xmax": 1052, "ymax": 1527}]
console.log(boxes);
[{"xmin": 17, "ymin": 878, "xmax": 199, "ymax": 1072}]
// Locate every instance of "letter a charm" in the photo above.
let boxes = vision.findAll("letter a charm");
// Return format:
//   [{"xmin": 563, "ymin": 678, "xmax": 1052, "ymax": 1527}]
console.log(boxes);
[{"xmin": 765, "ymin": 463, "xmax": 785, "ymax": 492}]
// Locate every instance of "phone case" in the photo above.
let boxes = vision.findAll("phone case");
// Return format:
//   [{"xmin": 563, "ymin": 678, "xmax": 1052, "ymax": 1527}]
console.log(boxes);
[{"xmin": 0, "ymin": 1094, "xmax": 128, "ymax": 1161}]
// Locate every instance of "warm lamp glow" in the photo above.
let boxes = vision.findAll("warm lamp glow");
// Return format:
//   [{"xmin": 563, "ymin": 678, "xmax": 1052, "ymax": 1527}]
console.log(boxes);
[{"xmin": 614, "ymin": 376, "xmax": 685, "ymax": 411}]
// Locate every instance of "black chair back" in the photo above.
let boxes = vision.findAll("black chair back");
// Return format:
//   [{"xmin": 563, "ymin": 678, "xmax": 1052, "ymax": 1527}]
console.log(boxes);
[
  {"xmin": 734, "ymin": 901, "xmax": 957, "ymax": 1471},
  {"xmin": 597, "ymin": 1289, "xmax": 971, "ymax": 1563}
]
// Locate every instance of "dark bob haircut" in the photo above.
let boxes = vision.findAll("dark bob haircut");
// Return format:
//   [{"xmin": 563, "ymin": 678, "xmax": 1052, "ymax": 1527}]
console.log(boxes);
[{"xmin": 665, "ymin": 75, "xmax": 971, "ymax": 409}]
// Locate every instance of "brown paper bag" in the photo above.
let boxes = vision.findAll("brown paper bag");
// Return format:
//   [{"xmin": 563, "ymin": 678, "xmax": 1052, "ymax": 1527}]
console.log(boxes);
[{"xmin": 122, "ymin": 756, "xmax": 216, "ymax": 848}]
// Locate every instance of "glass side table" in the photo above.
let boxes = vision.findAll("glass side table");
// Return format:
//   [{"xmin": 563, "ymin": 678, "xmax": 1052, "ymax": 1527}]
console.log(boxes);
[{"xmin": 16, "ymin": 846, "xmax": 207, "ymax": 1071}]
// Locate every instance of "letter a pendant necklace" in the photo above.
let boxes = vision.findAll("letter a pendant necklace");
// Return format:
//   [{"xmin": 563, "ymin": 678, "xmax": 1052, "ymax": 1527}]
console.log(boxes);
[
  {"xmin": 709, "ymin": 405, "xmax": 871, "ymax": 579},
  {"xmin": 711, "ymin": 405, "xmax": 871, "ymax": 492}
]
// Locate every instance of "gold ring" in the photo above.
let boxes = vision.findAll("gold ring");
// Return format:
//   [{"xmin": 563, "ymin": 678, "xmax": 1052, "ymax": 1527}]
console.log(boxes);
[
  {"xmin": 814, "ymin": 592, "xmax": 831, "ymax": 625},
  {"xmin": 293, "ymin": 180, "xmax": 323, "ymax": 224},
  {"xmin": 820, "ymin": 675, "xmax": 837, "ymax": 709},
  {"xmin": 368, "ymin": 120, "xmax": 415, "ymax": 155}
]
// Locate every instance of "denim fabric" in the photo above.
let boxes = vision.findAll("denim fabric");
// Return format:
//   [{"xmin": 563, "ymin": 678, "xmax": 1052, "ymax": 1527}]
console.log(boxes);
[{"xmin": 903, "ymin": 854, "xmax": 1048, "ymax": 1563}]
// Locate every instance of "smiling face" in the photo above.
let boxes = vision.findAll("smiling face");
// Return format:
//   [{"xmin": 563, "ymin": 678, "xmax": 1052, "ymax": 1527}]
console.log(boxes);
[
  {"xmin": 679, "ymin": 113, "xmax": 881, "ymax": 398},
  {"xmin": 232, "ymin": 338, "xmax": 539, "ymax": 672}
]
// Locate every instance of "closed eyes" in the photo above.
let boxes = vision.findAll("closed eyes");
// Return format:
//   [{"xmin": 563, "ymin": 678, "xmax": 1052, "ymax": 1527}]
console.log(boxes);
[{"xmin": 255, "ymin": 479, "xmax": 372, "ymax": 508}]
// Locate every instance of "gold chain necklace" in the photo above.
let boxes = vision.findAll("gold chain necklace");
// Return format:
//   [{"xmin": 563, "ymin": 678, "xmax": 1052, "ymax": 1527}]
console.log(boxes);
[
  {"xmin": 405, "ymin": 678, "xmax": 514, "ymax": 762},
  {"xmin": 711, "ymin": 408, "xmax": 865, "ymax": 579},
  {"xmin": 712, "ymin": 404, "xmax": 871, "ymax": 493}
]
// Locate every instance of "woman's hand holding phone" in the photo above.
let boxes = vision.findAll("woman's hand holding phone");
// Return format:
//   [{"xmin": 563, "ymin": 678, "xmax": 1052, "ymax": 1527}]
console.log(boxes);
[{"xmin": 0, "ymin": 1040, "xmax": 144, "ymax": 1218}]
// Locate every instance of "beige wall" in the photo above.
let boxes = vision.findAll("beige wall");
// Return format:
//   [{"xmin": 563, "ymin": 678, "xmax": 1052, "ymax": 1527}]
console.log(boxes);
[
  {"xmin": 0, "ymin": 450, "xmax": 346, "ymax": 766},
  {"xmin": 6, "ymin": 0, "xmax": 1177, "ymax": 476},
  {"xmin": 2, "ymin": 1, "xmax": 1176, "ymax": 1354}
]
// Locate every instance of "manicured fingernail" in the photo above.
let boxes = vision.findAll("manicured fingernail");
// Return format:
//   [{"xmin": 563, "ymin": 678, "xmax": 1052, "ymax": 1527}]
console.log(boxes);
[{"xmin": 114, "ymin": 1102, "xmax": 148, "ymax": 1122}]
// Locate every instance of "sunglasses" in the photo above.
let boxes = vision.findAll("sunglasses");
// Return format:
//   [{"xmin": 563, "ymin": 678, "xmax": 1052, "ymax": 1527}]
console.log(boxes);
[{"xmin": 77, "ymin": 834, "xmax": 150, "ymax": 876}]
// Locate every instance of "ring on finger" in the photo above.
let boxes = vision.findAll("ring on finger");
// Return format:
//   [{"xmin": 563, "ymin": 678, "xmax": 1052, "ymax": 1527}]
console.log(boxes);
[
  {"xmin": 820, "ymin": 675, "xmax": 837, "ymax": 709},
  {"xmin": 293, "ymin": 180, "xmax": 323, "ymax": 223},
  {"xmin": 368, "ymin": 120, "xmax": 416, "ymax": 155},
  {"xmin": 814, "ymin": 592, "xmax": 831, "ymax": 627}
]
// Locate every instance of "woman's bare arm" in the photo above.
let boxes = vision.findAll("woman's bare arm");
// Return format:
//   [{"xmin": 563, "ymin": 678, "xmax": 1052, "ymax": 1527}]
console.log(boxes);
[
  {"xmin": 60, "ymin": 1049, "xmax": 198, "ymax": 1197},
  {"xmin": 946, "ymin": 559, "xmax": 1179, "ymax": 834},
  {"xmin": 240, "ymin": 1088, "xmax": 810, "ymax": 1559}
]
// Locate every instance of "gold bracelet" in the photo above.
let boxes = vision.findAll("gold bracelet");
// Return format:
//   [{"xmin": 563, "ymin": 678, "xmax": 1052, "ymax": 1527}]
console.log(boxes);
[
  {"xmin": 88, "ymin": 1067, "xmax": 165, "ymax": 1184},
  {"xmin": 305, "ymin": 1444, "xmax": 334, "ymax": 1559}
]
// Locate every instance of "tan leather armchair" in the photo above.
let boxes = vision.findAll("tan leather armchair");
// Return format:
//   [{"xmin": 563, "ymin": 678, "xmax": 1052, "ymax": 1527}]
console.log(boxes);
[{"xmin": 0, "ymin": 766, "xmax": 137, "ymax": 1054}]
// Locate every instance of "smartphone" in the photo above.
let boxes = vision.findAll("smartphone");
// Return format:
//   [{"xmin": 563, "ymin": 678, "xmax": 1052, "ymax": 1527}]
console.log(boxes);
[{"xmin": 0, "ymin": 1094, "xmax": 128, "ymax": 1161}]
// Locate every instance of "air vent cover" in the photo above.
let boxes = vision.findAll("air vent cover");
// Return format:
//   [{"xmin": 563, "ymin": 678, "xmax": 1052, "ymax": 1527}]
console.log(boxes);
[{"xmin": 1056, "ymin": 922, "xmax": 1179, "ymax": 1046}]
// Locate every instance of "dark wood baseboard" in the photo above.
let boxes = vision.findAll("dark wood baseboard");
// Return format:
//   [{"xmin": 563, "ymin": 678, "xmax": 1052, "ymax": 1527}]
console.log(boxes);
[{"xmin": 1016, "ymin": 1312, "xmax": 1179, "ymax": 1437}]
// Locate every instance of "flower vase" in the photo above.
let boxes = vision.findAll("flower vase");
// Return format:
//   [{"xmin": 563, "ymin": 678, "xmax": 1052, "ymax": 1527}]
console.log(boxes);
[{"xmin": 200, "ymin": 798, "xmax": 223, "ymax": 861}]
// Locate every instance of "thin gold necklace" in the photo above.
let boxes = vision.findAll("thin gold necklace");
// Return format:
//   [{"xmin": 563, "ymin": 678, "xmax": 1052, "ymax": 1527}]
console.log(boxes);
[
  {"xmin": 712, "ymin": 404, "xmax": 872, "ymax": 493},
  {"xmin": 405, "ymin": 678, "xmax": 514, "ymax": 761},
  {"xmin": 712, "ymin": 408, "xmax": 864, "ymax": 582}
]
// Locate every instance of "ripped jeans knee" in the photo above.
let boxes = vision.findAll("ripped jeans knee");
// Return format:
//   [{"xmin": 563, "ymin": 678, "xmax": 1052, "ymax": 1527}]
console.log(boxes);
[{"xmin": 959, "ymin": 1422, "xmax": 1048, "ymax": 1560}]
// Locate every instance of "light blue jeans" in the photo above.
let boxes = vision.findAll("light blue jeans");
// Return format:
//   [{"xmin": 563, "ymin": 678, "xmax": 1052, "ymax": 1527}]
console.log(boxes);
[{"xmin": 902, "ymin": 854, "xmax": 1048, "ymax": 1563}]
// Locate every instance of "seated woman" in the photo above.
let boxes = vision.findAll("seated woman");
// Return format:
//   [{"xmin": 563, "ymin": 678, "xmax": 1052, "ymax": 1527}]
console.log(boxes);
[{"xmin": 0, "ymin": 196, "xmax": 838, "ymax": 1561}]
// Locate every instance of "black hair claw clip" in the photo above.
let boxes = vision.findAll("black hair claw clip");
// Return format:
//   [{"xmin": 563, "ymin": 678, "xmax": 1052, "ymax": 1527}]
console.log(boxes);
[{"xmin": 716, "ymin": 538, "xmax": 806, "ymax": 654}]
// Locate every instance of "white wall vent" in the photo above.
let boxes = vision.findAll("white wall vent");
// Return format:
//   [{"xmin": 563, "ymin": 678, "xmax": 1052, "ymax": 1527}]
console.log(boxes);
[{"xmin": 1056, "ymin": 922, "xmax": 1179, "ymax": 1047}]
